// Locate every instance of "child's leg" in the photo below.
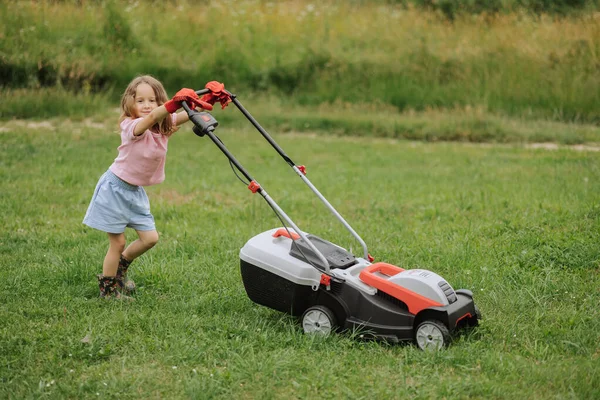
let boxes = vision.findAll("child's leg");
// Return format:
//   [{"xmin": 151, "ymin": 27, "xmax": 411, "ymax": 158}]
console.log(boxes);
[
  {"xmin": 103, "ymin": 233, "xmax": 126, "ymax": 276},
  {"xmin": 114, "ymin": 230, "xmax": 158, "ymax": 293},
  {"xmin": 98, "ymin": 232, "xmax": 133, "ymax": 300},
  {"xmin": 122, "ymin": 229, "xmax": 159, "ymax": 262}
]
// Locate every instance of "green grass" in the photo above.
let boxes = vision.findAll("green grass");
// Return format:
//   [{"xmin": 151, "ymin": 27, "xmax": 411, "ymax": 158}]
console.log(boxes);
[{"xmin": 1, "ymin": 112, "xmax": 599, "ymax": 398}]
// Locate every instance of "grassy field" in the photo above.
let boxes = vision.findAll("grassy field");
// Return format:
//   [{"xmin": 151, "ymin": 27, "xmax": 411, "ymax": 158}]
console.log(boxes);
[
  {"xmin": 4, "ymin": 91, "xmax": 600, "ymax": 145},
  {"xmin": 1, "ymin": 106, "xmax": 599, "ymax": 398}
]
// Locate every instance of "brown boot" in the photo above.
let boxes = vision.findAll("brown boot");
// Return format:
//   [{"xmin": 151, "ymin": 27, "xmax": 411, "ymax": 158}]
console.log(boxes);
[
  {"xmin": 116, "ymin": 255, "xmax": 136, "ymax": 293},
  {"xmin": 97, "ymin": 274, "xmax": 134, "ymax": 301}
]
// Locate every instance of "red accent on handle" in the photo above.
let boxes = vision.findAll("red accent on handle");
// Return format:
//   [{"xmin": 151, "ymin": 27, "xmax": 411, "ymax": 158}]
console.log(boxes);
[
  {"xmin": 248, "ymin": 181, "xmax": 261, "ymax": 193},
  {"xmin": 359, "ymin": 262, "xmax": 442, "ymax": 315},
  {"xmin": 368, "ymin": 253, "xmax": 374, "ymax": 262},
  {"xmin": 272, "ymin": 228, "xmax": 300, "ymax": 240},
  {"xmin": 320, "ymin": 274, "xmax": 331, "ymax": 286},
  {"xmin": 298, "ymin": 165, "xmax": 306, "ymax": 175}
]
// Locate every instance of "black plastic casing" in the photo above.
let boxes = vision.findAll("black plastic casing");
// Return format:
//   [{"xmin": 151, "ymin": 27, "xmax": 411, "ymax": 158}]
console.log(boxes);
[{"xmin": 189, "ymin": 111, "xmax": 218, "ymax": 137}]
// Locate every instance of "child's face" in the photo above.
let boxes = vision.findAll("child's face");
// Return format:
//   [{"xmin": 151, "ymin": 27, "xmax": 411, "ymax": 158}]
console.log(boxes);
[{"xmin": 134, "ymin": 83, "xmax": 158, "ymax": 117}]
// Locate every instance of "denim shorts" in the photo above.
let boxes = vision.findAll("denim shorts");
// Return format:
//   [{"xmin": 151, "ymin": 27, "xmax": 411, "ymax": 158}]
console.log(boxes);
[{"xmin": 83, "ymin": 170, "xmax": 155, "ymax": 234}]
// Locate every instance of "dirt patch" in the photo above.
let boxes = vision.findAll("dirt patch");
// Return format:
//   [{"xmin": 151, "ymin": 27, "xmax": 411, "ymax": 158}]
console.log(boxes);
[
  {"xmin": 0, "ymin": 118, "xmax": 111, "ymax": 131},
  {"xmin": 526, "ymin": 142, "xmax": 600, "ymax": 152},
  {"xmin": 2, "ymin": 120, "xmax": 57, "ymax": 131},
  {"xmin": 285, "ymin": 131, "xmax": 600, "ymax": 152}
]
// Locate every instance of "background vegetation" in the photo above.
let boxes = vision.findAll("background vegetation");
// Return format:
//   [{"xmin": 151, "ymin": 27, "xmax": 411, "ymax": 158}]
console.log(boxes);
[{"xmin": 1, "ymin": 0, "xmax": 600, "ymax": 125}]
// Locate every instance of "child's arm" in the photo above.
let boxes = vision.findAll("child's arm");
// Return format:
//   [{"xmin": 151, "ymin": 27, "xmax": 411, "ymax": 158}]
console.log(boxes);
[
  {"xmin": 134, "ymin": 88, "xmax": 212, "ymax": 135},
  {"xmin": 175, "ymin": 111, "xmax": 190, "ymax": 126},
  {"xmin": 133, "ymin": 106, "xmax": 169, "ymax": 136}
]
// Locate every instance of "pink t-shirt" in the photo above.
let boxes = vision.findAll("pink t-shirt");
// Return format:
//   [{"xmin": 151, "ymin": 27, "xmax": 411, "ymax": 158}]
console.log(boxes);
[{"xmin": 109, "ymin": 116, "xmax": 176, "ymax": 186}]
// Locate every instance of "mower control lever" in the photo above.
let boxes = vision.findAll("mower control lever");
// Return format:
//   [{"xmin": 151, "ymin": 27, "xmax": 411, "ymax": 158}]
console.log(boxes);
[{"xmin": 189, "ymin": 111, "xmax": 219, "ymax": 137}]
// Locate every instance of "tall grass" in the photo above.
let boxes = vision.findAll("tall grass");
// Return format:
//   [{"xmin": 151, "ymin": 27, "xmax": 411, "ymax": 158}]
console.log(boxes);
[{"xmin": 1, "ymin": 1, "xmax": 599, "ymax": 123}]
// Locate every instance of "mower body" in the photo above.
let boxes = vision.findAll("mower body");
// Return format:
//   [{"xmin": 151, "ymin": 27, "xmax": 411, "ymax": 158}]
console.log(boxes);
[{"xmin": 240, "ymin": 228, "xmax": 479, "ymax": 344}]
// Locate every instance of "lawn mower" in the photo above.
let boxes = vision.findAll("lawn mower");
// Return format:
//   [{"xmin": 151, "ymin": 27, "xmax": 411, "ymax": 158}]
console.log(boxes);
[{"xmin": 183, "ymin": 88, "xmax": 480, "ymax": 351}]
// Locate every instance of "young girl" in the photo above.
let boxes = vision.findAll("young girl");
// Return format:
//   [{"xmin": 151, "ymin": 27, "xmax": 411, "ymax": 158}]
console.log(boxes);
[{"xmin": 83, "ymin": 75, "xmax": 213, "ymax": 299}]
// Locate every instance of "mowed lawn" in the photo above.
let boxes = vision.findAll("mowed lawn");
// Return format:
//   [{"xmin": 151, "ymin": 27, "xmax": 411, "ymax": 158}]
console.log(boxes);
[{"xmin": 1, "ymin": 117, "xmax": 599, "ymax": 399}]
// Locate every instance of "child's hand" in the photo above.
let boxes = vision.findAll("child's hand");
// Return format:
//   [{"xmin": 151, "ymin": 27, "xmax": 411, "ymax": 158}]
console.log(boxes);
[
  {"xmin": 200, "ymin": 81, "xmax": 232, "ymax": 109},
  {"xmin": 164, "ymin": 88, "xmax": 213, "ymax": 113}
]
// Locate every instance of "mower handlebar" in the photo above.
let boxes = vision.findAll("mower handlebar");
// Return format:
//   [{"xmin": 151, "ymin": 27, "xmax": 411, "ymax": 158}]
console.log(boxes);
[{"xmin": 183, "ymin": 87, "xmax": 370, "ymax": 268}]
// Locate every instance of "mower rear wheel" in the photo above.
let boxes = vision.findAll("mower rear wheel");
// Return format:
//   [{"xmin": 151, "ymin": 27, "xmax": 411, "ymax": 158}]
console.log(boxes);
[
  {"xmin": 301, "ymin": 305, "xmax": 337, "ymax": 336},
  {"xmin": 415, "ymin": 320, "xmax": 450, "ymax": 351}
]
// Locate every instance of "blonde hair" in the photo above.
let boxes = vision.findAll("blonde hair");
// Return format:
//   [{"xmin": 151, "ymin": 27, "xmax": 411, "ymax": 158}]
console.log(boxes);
[{"xmin": 119, "ymin": 75, "xmax": 175, "ymax": 135}]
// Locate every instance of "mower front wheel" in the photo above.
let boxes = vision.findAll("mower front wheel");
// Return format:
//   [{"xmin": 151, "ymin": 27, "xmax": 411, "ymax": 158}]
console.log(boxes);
[
  {"xmin": 415, "ymin": 320, "xmax": 450, "ymax": 351},
  {"xmin": 301, "ymin": 305, "xmax": 337, "ymax": 336}
]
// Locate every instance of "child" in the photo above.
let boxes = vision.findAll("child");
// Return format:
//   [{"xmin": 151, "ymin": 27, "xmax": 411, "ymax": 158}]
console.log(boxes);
[{"xmin": 83, "ymin": 75, "xmax": 213, "ymax": 299}]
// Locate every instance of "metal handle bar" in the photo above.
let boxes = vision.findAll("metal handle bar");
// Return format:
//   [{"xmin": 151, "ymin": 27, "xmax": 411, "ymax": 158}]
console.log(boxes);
[
  {"xmin": 181, "ymin": 101, "xmax": 332, "ymax": 274},
  {"xmin": 224, "ymin": 92, "xmax": 370, "ymax": 261}
]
